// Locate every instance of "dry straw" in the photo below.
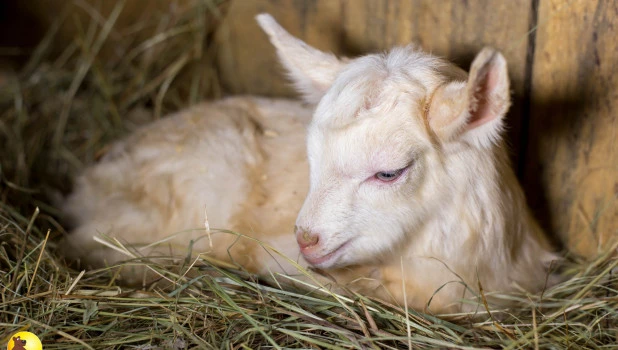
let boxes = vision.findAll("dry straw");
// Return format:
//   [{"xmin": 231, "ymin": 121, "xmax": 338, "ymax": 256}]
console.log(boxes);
[{"xmin": 1, "ymin": 1, "xmax": 616, "ymax": 348}]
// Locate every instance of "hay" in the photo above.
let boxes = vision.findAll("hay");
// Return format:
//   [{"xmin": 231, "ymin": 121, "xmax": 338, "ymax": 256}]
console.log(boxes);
[{"xmin": 1, "ymin": 1, "xmax": 617, "ymax": 348}]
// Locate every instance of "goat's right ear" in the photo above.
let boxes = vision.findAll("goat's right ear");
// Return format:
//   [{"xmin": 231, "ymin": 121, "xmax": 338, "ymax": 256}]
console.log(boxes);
[{"xmin": 256, "ymin": 14, "xmax": 345, "ymax": 104}]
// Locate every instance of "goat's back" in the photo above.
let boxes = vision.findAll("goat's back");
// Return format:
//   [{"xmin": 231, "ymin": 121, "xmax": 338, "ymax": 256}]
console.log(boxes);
[{"xmin": 61, "ymin": 97, "xmax": 311, "ymax": 280}]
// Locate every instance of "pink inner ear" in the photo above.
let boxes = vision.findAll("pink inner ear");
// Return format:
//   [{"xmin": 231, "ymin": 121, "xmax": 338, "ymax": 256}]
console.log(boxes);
[{"xmin": 467, "ymin": 64, "xmax": 501, "ymax": 130}]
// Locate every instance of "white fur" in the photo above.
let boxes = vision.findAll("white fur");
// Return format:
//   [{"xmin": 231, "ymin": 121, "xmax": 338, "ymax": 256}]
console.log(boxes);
[{"xmin": 62, "ymin": 14, "xmax": 556, "ymax": 314}]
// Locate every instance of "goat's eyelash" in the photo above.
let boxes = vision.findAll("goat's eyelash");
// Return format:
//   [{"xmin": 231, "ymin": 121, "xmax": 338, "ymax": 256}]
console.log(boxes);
[
  {"xmin": 371, "ymin": 159, "xmax": 415, "ymax": 183},
  {"xmin": 375, "ymin": 168, "xmax": 406, "ymax": 182}
]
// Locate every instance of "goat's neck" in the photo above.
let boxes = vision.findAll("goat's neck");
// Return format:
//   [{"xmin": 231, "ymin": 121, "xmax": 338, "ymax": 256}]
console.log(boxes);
[{"xmin": 411, "ymin": 143, "xmax": 527, "ymax": 259}]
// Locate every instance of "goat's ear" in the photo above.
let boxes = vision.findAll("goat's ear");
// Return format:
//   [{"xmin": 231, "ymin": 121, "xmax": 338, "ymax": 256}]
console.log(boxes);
[
  {"xmin": 428, "ymin": 47, "xmax": 510, "ymax": 147},
  {"xmin": 256, "ymin": 14, "xmax": 345, "ymax": 104}
]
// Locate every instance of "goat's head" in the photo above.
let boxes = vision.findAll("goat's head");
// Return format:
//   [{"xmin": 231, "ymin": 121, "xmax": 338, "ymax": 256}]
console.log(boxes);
[{"xmin": 257, "ymin": 14, "xmax": 511, "ymax": 269}]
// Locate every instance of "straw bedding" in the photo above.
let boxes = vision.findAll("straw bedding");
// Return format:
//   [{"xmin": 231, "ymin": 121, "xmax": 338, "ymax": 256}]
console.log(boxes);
[{"xmin": 1, "ymin": 1, "xmax": 616, "ymax": 348}]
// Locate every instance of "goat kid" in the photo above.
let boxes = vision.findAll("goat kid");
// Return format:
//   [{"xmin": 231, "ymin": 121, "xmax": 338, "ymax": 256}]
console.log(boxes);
[{"xmin": 62, "ymin": 14, "xmax": 556, "ymax": 314}]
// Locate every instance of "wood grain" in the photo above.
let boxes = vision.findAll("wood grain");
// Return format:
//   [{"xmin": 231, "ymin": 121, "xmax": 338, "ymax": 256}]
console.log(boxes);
[{"xmin": 526, "ymin": 0, "xmax": 618, "ymax": 256}]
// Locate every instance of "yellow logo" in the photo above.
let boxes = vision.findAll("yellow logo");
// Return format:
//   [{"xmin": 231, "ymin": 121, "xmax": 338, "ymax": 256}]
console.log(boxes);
[{"xmin": 6, "ymin": 332, "xmax": 42, "ymax": 350}]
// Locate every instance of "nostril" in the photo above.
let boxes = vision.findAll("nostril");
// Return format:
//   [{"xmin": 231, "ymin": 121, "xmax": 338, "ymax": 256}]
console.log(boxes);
[
  {"xmin": 304, "ymin": 231, "xmax": 319, "ymax": 245},
  {"xmin": 296, "ymin": 227, "xmax": 320, "ymax": 249}
]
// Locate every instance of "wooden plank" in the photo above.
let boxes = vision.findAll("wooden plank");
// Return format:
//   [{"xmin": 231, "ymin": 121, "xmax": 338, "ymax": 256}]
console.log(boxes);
[
  {"xmin": 214, "ymin": 0, "xmax": 533, "ymax": 167},
  {"xmin": 526, "ymin": 0, "xmax": 618, "ymax": 256}
]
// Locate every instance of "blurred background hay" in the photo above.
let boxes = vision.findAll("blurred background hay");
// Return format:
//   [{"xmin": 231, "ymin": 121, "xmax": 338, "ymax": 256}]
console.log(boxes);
[{"xmin": 1, "ymin": 0, "xmax": 616, "ymax": 348}]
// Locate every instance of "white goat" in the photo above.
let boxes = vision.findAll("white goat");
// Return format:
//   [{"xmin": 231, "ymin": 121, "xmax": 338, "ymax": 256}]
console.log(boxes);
[{"xmin": 62, "ymin": 14, "xmax": 556, "ymax": 313}]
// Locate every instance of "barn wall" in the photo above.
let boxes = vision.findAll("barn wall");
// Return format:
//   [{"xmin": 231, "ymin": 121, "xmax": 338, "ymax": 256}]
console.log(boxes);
[
  {"xmin": 214, "ymin": 0, "xmax": 617, "ymax": 256},
  {"xmin": 526, "ymin": 0, "xmax": 618, "ymax": 256}
]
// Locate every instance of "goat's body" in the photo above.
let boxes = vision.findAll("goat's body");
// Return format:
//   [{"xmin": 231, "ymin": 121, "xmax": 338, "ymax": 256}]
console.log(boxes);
[
  {"xmin": 63, "ymin": 96, "xmax": 552, "ymax": 313},
  {"xmin": 63, "ymin": 97, "xmax": 310, "ymax": 279},
  {"xmin": 63, "ymin": 15, "xmax": 557, "ymax": 314}
]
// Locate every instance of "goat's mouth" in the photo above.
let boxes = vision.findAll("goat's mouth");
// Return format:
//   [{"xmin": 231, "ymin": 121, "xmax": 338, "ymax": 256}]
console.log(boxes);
[{"xmin": 302, "ymin": 240, "xmax": 352, "ymax": 268}]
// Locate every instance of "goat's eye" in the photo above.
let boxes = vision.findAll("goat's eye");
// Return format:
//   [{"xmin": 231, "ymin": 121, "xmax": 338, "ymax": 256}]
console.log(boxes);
[{"xmin": 375, "ymin": 168, "xmax": 405, "ymax": 182}]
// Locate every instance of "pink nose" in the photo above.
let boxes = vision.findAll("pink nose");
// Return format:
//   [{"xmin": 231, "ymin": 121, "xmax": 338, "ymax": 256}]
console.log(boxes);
[{"xmin": 295, "ymin": 226, "xmax": 320, "ymax": 249}]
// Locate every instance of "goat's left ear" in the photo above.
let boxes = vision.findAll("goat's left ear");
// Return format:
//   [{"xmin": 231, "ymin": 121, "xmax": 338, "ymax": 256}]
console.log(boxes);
[
  {"xmin": 428, "ymin": 47, "xmax": 510, "ymax": 147},
  {"xmin": 256, "ymin": 14, "xmax": 346, "ymax": 104}
]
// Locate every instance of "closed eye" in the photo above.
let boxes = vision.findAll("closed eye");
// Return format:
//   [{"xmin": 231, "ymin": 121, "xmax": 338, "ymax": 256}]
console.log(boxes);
[{"xmin": 375, "ymin": 167, "xmax": 407, "ymax": 182}]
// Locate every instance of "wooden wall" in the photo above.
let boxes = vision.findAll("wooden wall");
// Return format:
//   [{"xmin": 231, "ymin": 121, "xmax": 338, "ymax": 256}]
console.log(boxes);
[
  {"xmin": 526, "ymin": 0, "xmax": 618, "ymax": 256},
  {"xmin": 214, "ymin": 0, "xmax": 617, "ymax": 257}
]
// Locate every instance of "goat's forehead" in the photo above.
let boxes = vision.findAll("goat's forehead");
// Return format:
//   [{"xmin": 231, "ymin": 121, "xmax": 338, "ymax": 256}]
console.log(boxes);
[
  {"xmin": 307, "ymin": 98, "xmax": 430, "ymax": 174},
  {"xmin": 307, "ymin": 48, "xmax": 459, "ymax": 171},
  {"xmin": 311, "ymin": 62, "xmax": 434, "ymax": 144},
  {"xmin": 314, "ymin": 50, "xmax": 448, "ymax": 128},
  {"xmin": 312, "ymin": 103, "xmax": 428, "ymax": 142}
]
